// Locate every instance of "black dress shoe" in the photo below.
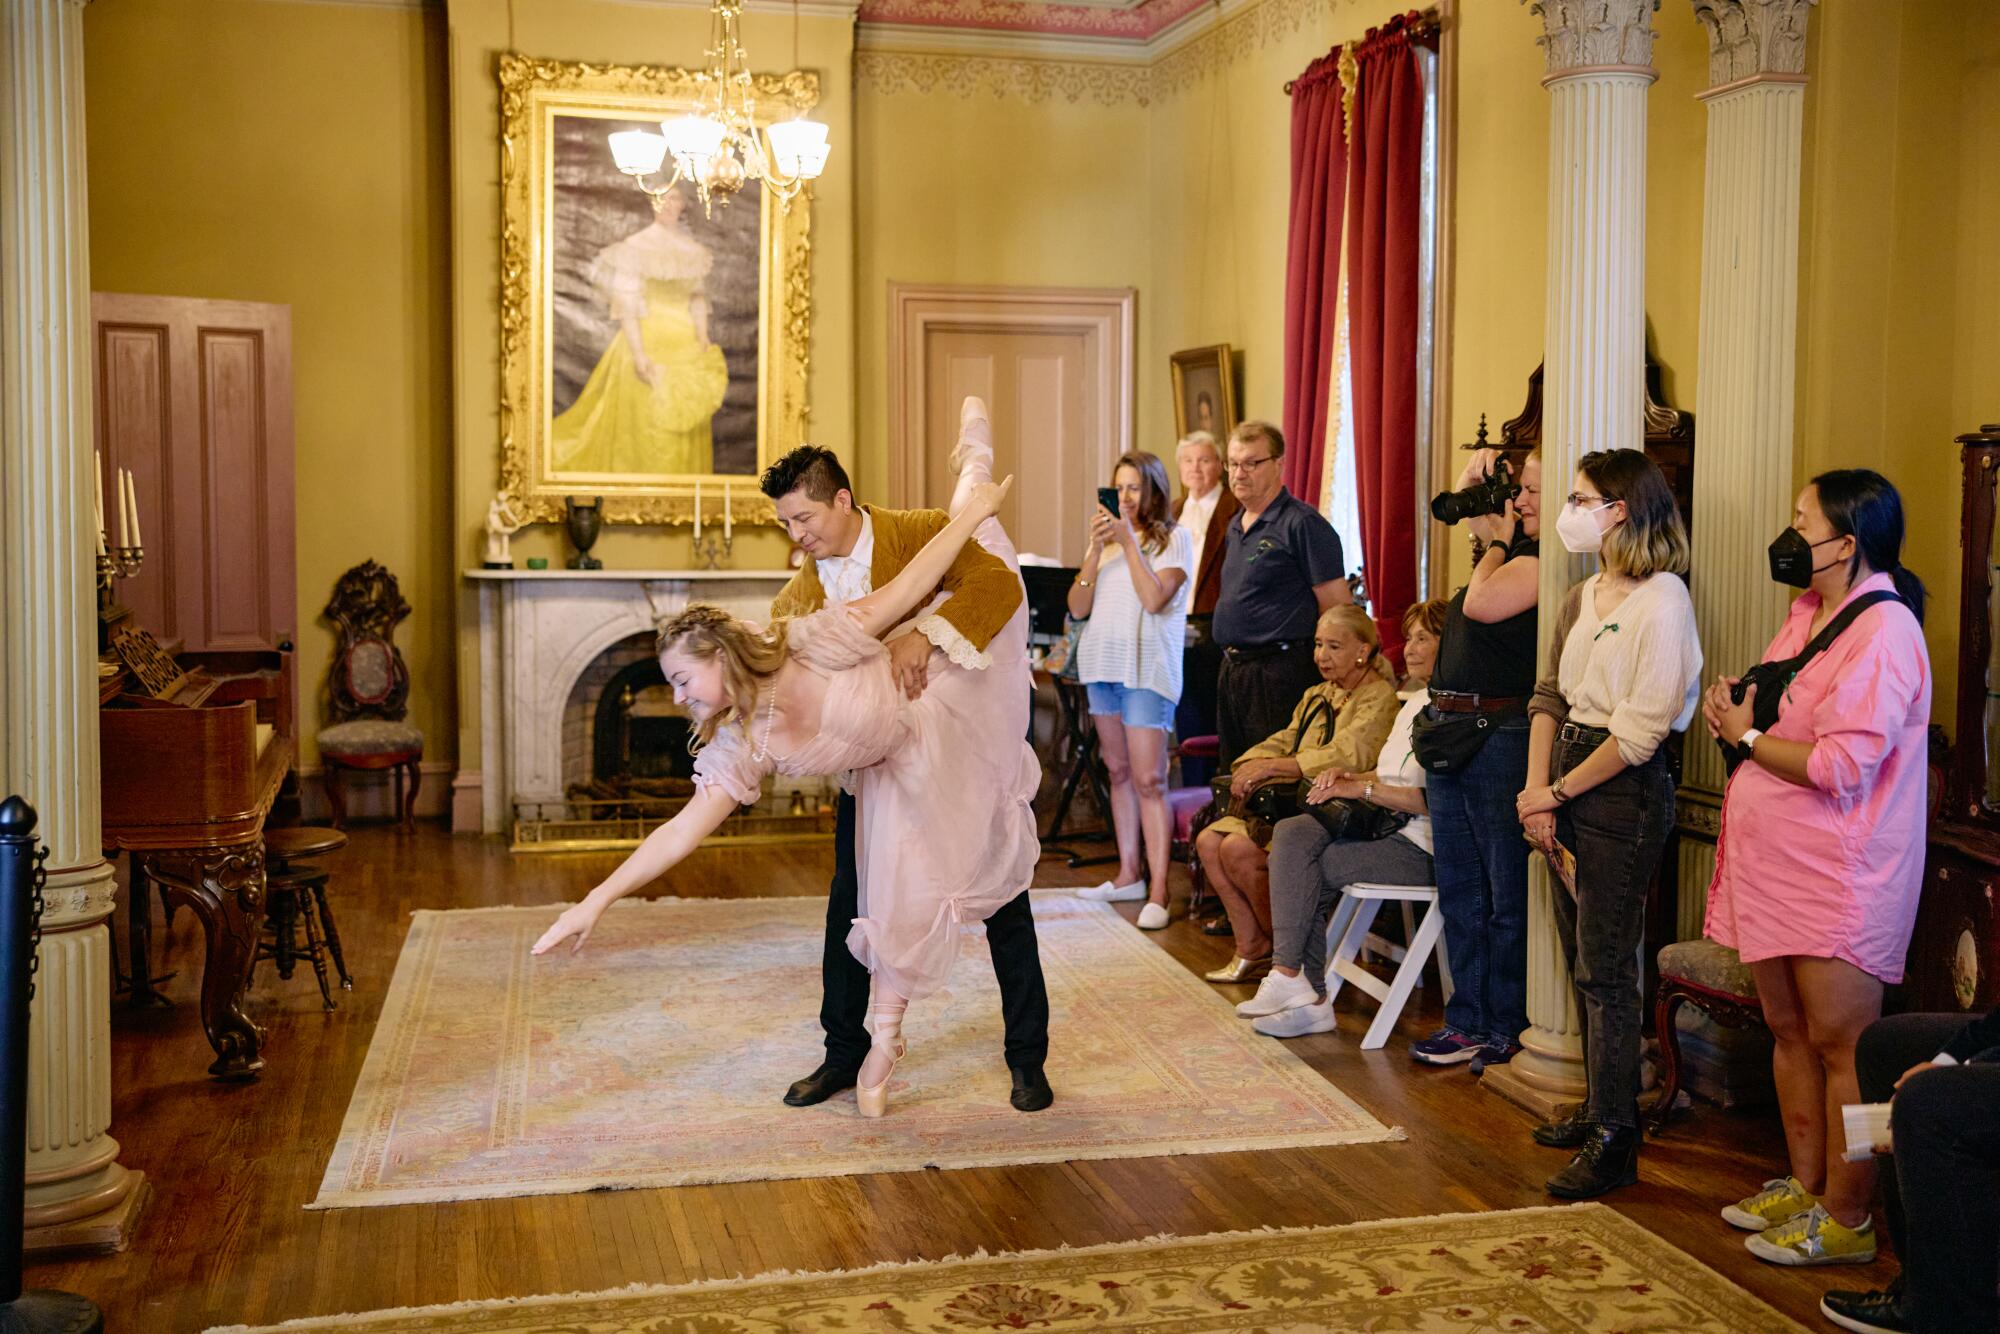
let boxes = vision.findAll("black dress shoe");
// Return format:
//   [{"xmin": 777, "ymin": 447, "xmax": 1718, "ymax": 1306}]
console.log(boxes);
[
  {"xmin": 1532, "ymin": 1110, "xmax": 1590, "ymax": 1148},
  {"xmin": 783, "ymin": 1061, "xmax": 860, "ymax": 1107},
  {"xmin": 1009, "ymin": 1065, "xmax": 1054, "ymax": 1112},
  {"xmin": 1545, "ymin": 1123, "xmax": 1639, "ymax": 1199},
  {"xmin": 1199, "ymin": 915, "xmax": 1234, "ymax": 937}
]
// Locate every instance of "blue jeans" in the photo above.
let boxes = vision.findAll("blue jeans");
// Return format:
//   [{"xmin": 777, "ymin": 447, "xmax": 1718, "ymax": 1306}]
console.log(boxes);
[{"xmin": 1425, "ymin": 716, "xmax": 1530, "ymax": 1044}]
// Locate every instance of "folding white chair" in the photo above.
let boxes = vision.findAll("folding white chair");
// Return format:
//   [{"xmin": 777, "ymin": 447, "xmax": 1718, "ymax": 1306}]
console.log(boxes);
[{"xmin": 1324, "ymin": 881, "xmax": 1454, "ymax": 1050}]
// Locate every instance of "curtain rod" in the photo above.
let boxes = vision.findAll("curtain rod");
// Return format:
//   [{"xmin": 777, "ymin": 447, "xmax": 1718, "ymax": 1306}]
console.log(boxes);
[{"xmin": 1282, "ymin": 7, "xmax": 1440, "ymax": 95}]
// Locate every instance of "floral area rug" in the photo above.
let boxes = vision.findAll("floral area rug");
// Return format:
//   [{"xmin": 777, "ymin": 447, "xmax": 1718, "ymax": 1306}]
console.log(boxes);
[
  {"xmin": 311, "ymin": 894, "xmax": 1397, "ymax": 1207},
  {"xmin": 213, "ymin": 1203, "xmax": 1805, "ymax": 1332}
]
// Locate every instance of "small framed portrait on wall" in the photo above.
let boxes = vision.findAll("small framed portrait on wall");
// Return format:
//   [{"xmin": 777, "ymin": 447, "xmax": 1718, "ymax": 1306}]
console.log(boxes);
[{"xmin": 1170, "ymin": 343, "xmax": 1236, "ymax": 441}]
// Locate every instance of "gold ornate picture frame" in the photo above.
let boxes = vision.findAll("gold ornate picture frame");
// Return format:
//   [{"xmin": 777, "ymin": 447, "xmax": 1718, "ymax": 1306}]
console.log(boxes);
[
  {"xmin": 497, "ymin": 53, "xmax": 816, "ymax": 527},
  {"xmin": 1169, "ymin": 343, "xmax": 1236, "ymax": 442}
]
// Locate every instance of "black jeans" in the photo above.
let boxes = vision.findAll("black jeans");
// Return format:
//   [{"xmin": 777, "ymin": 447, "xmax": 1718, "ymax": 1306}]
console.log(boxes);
[
  {"xmin": 1216, "ymin": 641, "xmax": 1322, "ymax": 771},
  {"xmin": 820, "ymin": 791, "xmax": 1051, "ymax": 1072},
  {"xmin": 1855, "ymin": 1013, "xmax": 2000, "ymax": 1332},
  {"xmin": 1552, "ymin": 729, "xmax": 1675, "ymax": 1131}
]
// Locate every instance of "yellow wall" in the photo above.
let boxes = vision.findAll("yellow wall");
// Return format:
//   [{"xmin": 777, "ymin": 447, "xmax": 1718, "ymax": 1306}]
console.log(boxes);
[
  {"xmin": 1798, "ymin": 0, "xmax": 2000, "ymax": 722},
  {"xmin": 442, "ymin": 0, "xmax": 858, "ymax": 775},
  {"xmin": 82, "ymin": 0, "xmax": 455, "ymax": 772}
]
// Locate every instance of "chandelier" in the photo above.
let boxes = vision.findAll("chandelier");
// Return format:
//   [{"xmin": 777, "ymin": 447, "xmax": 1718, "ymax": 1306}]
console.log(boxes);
[{"xmin": 607, "ymin": 0, "xmax": 830, "ymax": 214}]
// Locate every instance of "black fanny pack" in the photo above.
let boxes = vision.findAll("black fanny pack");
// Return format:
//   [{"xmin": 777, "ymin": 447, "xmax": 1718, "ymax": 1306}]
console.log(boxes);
[
  {"xmin": 1411, "ymin": 705, "xmax": 1504, "ymax": 774},
  {"xmin": 1719, "ymin": 589, "xmax": 1904, "ymax": 779}
]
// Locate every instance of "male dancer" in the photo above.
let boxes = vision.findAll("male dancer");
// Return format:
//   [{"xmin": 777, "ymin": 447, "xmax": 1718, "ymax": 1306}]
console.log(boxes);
[{"xmin": 763, "ymin": 439, "xmax": 1054, "ymax": 1112}]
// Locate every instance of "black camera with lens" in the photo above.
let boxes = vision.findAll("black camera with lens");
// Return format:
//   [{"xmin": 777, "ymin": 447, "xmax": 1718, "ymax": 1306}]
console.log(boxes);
[{"xmin": 1430, "ymin": 454, "xmax": 1519, "ymax": 526}]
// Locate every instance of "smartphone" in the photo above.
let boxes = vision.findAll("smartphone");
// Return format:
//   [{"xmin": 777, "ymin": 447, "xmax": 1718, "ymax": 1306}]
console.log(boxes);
[{"xmin": 1096, "ymin": 486, "xmax": 1121, "ymax": 516}]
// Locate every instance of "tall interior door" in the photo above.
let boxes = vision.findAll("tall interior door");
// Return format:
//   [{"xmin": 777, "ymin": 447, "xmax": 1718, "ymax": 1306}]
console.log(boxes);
[
  {"xmin": 91, "ymin": 293, "xmax": 295, "ymax": 662},
  {"xmin": 921, "ymin": 328, "xmax": 1098, "ymax": 565}
]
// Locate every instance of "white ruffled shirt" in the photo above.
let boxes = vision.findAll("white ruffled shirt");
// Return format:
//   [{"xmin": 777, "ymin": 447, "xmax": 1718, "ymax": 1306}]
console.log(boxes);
[{"xmin": 812, "ymin": 509, "xmax": 989, "ymax": 670}]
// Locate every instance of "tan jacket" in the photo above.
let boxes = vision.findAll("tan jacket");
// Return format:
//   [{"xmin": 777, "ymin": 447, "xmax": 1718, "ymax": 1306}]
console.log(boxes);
[
  {"xmin": 769, "ymin": 503, "xmax": 1023, "ymax": 656},
  {"xmin": 1234, "ymin": 673, "xmax": 1401, "ymax": 780},
  {"xmin": 1171, "ymin": 486, "xmax": 1242, "ymax": 616}
]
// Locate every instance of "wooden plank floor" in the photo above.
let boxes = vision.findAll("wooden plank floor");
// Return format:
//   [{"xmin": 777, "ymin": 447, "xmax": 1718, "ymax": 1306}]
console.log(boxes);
[{"xmin": 26, "ymin": 824, "xmax": 1889, "ymax": 1331}]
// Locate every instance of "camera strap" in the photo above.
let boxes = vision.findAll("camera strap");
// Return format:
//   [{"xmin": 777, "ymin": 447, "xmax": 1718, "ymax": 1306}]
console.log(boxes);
[{"xmin": 1758, "ymin": 590, "xmax": 1905, "ymax": 697}]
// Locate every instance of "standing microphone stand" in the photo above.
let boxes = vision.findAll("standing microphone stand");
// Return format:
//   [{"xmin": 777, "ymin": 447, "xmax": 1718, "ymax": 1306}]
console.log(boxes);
[{"xmin": 0, "ymin": 796, "xmax": 102, "ymax": 1333}]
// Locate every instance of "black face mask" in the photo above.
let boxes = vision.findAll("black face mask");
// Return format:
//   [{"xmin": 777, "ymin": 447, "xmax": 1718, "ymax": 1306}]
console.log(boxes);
[{"xmin": 1768, "ymin": 527, "xmax": 1845, "ymax": 589}]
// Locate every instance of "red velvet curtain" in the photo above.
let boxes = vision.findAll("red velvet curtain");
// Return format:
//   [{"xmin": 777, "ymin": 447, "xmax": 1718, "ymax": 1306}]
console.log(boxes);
[
  {"xmin": 1279, "ymin": 53, "xmax": 1347, "ymax": 506},
  {"xmin": 1345, "ymin": 16, "xmax": 1425, "ymax": 654}
]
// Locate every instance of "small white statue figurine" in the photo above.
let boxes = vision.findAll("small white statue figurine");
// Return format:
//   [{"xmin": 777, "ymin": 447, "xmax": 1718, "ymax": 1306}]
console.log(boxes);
[{"xmin": 483, "ymin": 494, "xmax": 526, "ymax": 568}]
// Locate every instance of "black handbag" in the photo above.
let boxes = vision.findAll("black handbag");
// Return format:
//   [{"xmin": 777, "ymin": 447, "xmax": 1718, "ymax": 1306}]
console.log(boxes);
[
  {"xmin": 1292, "ymin": 789, "xmax": 1413, "ymax": 842},
  {"xmin": 1718, "ymin": 590, "xmax": 1904, "ymax": 778},
  {"xmin": 1410, "ymin": 706, "xmax": 1498, "ymax": 774},
  {"xmin": 1213, "ymin": 694, "xmax": 1336, "ymax": 825}
]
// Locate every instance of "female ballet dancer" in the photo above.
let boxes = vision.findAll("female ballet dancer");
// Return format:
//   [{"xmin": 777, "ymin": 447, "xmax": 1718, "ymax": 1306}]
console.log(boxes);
[{"xmin": 532, "ymin": 402, "xmax": 1041, "ymax": 1117}]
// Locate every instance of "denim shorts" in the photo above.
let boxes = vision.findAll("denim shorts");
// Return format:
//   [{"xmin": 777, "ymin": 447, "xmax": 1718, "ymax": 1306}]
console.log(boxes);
[{"xmin": 1084, "ymin": 681, "xmax": 1177, "ymax": 731}]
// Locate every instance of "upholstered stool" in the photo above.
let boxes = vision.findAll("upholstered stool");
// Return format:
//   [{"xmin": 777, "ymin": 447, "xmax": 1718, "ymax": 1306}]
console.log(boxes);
[
  {"xmin": 256, "ymin": 826, "xmax": 353, "ymax": 1010},
  {"xmin": 1323, "ymin": 882, "xmax": 1454, "ymax": 1050},
  {"xmin": 1170, "ymin": 735, "xmax": 1220, "ymax": 914},
  {"xmin": 1650, "ymin": 938, "xmax": 1766, "ymax": 1134}
]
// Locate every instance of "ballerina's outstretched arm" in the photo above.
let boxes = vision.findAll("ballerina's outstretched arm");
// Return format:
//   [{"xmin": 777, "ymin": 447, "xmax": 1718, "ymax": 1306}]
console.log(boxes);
[
  {"xmin": 530, "ymin": 785, "xmax": 740, "ymax": 955},
  {"xmin": 842, "ymin": 475, "xmax": 1014, "ymax": 643}
]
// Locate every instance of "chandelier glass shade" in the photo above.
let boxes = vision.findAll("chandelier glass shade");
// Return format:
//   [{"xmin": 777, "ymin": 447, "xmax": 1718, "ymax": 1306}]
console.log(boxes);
[{"xmin": 608, "ymin": 0, "xmax": 829, "ymax": 213}]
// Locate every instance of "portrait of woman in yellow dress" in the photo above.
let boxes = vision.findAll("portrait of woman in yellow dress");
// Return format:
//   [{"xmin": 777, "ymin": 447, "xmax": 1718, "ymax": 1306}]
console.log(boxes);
[{"xmin": 552, "ymin": 186, "xmax": 730, "ymax": 476}]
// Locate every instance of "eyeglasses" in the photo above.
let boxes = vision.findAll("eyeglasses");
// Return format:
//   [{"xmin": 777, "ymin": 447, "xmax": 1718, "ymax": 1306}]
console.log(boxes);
[
  {"xmin": 1565, "ymin": 493, "xmax": 1615, "ymax": 509},
  {"xmin": 1226, "ymin": 456, "xmax": 1276, "ymax": 475}
]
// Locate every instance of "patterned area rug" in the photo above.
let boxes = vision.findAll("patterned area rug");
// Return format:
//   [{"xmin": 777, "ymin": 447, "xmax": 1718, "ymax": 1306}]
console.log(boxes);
[
  {"xmin": 312, "ymin": 895, "xmax": 1396, "ymax": 1208},
  {"xmin": 212, "ymin": 1203, "xmax": 1807, "ymax": 1332}
]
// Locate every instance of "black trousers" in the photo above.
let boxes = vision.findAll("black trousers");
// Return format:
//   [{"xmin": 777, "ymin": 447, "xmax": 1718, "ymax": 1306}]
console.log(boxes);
[
  {"xmin": 1855, "ymin": 1013, "xmax": 2000, "ymax": 1332},
  {"xmin": 1175, "ymin": 621, "xmax": 1223, "ymax": 787},
  {"xmin": 1216, "ymin": 641, "xmax": 1321, "ymax": 772},
  {"xmin": 820, "ymin": 790, "xmax": 1051, "ymax": 1072}
]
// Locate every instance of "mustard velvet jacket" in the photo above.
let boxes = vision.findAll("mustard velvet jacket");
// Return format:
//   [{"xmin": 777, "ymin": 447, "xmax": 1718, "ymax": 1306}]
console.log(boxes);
[
  {"xmin": 1233, "ymin": 674, "xmax": 1402, "ymax": 781},
  {"xmin": 769, "ymin": 504, "xmax": 1024, "ymax": 663}
]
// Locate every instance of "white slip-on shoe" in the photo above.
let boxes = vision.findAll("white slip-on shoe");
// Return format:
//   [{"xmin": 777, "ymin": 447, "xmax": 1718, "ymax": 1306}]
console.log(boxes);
[
  {"xmin": 1077, "ymin": 880, "xmax": 1147, "ymax": 902},
  {"xmin": 1235, "ymin": 969, "xmax": 1319, "ymax": 1018},
  {"xmin": 1254, "ymin": 998, "xmax": 1338, "ymax": 1038},
  {"xmin": 1136, "ymin": 902, "xmax": 1170, "ymax": 930}
]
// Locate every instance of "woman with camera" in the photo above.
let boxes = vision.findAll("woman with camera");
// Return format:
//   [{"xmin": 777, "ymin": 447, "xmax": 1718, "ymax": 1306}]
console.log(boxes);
[
  {"xmin": 1067, "ymin": 451, "xmax": 1195, "ymax": 930},
  {"xmin": 1700, "ymin": 470, "xmax": 1930, "ymax": 1269},
  {"xmin": 1517, "ymin": 447, "xmax": 1702, "ymax": 1200},
  {"xmin": 1410, "ymin": 449, "xmax": 1543, "ymax": 1070},
  {"xmin": 1194, "ymin": 604, "xmax": 1400, "ymax": 983},
  {"xmin": 1237, "ymin": 598, "xmax": 1447, "ymax": 1037}
]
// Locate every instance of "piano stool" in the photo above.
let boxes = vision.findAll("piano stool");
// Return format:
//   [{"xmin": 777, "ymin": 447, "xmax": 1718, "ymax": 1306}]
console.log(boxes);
[{"xmin": 253, "ymin": 827, "xmax": 353, "ymax": 1010}]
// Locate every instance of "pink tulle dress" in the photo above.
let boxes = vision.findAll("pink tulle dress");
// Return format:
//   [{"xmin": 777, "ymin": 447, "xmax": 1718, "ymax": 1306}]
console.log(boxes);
[{"xmin": 691, "ymin": 586, "xmax": 1041, "ymax": 1002}]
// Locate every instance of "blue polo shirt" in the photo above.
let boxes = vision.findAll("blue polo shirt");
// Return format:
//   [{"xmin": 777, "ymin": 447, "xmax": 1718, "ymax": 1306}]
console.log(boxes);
[{"xmin": 1213, "ymin": 487, "xmax": 1346, "ymax": 647}]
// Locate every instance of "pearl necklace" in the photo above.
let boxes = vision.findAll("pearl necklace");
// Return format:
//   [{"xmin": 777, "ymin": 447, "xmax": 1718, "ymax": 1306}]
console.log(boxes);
[{"xmin": 748, "ymin": 685, "xmax": 780, "ymax": 762}]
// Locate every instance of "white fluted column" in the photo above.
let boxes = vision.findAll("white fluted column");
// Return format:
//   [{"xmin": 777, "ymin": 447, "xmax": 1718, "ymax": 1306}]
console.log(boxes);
[
  {"xmin": 1676, "ymin": 0, "xmax": 1815, "ymax": 911},
  {"xmin": 1, "ymin": 0, "xmax": 147, "ymax": 1251},
  {"xmin": 1484, "ymin": 0, "xmax": 1656, "ymax": 1118}
]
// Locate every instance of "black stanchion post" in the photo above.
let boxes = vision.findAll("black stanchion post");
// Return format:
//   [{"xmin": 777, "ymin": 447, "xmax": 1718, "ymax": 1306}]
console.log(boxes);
[{"xmin": 0, "ymin": 796, "xmax": 102, "ymax": 1333}]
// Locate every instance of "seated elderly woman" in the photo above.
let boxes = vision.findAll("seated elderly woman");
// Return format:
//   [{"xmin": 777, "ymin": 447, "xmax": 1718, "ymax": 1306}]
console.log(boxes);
[
  {"xmin": 1235, "ymin": 598, "xmax": 1447, "ymax": 1035},
  {"xmin": 1194, "ymin": 604, "xmax": 1401, "ymax": 984}
]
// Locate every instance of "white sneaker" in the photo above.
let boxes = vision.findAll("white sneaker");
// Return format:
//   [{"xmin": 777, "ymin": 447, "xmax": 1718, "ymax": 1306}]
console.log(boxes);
[
  {"xmin": 1235, "ymin": 969, "xmax": 1319, "ymax": 1018},
  {"xmin": 1254, "ymin": 998, "xmax": 1338, "ymax": 1038},
  {"xmin": 1078, "ymin": 880, "xmax": 1146, "ymax": 902},
  {"xmin": 1136, "ymin": 902, "xmax": 1170, "ymax": 930}
]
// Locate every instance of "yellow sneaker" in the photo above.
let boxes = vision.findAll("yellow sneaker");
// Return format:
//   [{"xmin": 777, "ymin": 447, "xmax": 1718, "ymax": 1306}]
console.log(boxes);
[
  {"xmin": 1746, "ymin": 1204, "xmax": 1877, "ymax": 1267},
  {"xmin": 1721, "ymin": 1175, "xmax": 1814, "ymax": 1231}
]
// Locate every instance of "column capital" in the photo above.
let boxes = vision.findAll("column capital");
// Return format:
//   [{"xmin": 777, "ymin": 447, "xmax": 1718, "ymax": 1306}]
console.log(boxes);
[
  {"xmin": 1690, "ymin": 0, "xmax": 1815, "ymax": 87},
  {"xmin": 1528, "ymin": 0, "xmax": 1658, "ymax": 79}
]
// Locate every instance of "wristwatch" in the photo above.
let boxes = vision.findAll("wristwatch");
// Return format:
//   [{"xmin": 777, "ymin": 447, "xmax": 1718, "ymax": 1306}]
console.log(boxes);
[
  {"xmin": 1739, "ymin": 727, "xmax": 1763, "ymax": 754},
  {"xmin": 1362, "ymin": 780, "xmax": 1376, "ymax": 803}
]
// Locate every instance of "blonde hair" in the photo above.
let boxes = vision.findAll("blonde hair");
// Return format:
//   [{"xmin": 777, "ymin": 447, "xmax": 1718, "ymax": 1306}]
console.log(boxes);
[
  {"xmin": 1579, "ymin": 448, "xmax": 1690, "ymax": 578},
  {"xmin": 1317, "ymin": 603, "xmax": 1396, "ymax": 685},
  {"xmin": 654, "ymin": 604, "xmax": 791, "ymax": 747}
]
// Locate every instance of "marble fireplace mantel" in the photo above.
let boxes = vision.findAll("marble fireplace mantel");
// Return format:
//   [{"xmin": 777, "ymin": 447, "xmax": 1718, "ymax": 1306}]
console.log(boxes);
[{"xmin": 457, "ymin": 567, "xmax": 794, "ymax": 835}]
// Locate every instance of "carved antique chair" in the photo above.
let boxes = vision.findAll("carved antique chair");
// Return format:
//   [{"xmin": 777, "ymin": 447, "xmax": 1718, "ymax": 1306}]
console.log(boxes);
[{"xmin": 317, "ymin": 561, "xmax": 423, "ymax": 830}]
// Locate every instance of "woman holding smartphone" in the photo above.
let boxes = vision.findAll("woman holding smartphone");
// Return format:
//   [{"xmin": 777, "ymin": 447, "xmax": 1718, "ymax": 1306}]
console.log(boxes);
[{"xmin": 1068, "ymin": 452, "xmax": 1194, "ymax": 928}]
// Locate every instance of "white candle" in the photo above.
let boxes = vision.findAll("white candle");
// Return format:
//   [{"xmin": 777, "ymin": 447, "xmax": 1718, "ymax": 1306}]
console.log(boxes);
[
  {"xmin": 126, "ymin": 469, "xmax": 143, "ymax": 549},
  {"xmin": 723, "ymin": 482, "xmax": 732, "ymax": 541},
  {"xmin": 93, "ymin": 450, "xmax": 106, "ymax": 556},
  {"xmin": 117, "ymin": 467, "xmax": 131, "ymax": 549},
  {"xmin": 692, "ymin": 480, "xmax": 702, "ymax": 540}
]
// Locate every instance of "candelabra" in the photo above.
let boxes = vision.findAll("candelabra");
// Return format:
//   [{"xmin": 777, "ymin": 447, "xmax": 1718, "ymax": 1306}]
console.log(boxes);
[
  {"xmin": 691, "ymin": 528, "xmax": 734, "ymax": 571},
  {"xmin": 95, "ymin": 544, "xmax": 144, "ymax": 652}
]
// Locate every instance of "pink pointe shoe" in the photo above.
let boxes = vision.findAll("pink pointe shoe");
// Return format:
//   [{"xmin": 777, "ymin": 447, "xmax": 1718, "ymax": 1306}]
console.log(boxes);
[
  {"xmin": 948, "ymin": 396, "xmax": 991, "ymax": 476},
  {"xmin": 856, "ymin": 1004, "xmax": 906, "ymax": 1118}
]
